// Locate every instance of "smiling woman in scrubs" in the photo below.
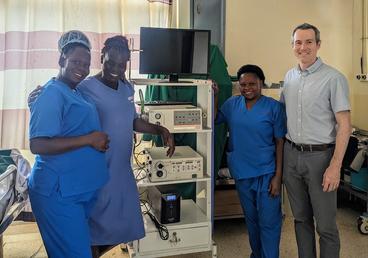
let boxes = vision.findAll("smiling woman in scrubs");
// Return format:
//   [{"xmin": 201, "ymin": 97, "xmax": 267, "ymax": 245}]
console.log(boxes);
[
  {"xmin": 28, "ymin": 35, "xmax": 175, "ymax": 258},
  {"xmin": 28, "ymin": 31, "xmax": 109, "ymax": 258},
  {"xmin": 215, "ymin": 64, "xmax": 286, "ymax": 258},
  {"xmin": 80, "ymin": 36, "xmax": 175, "ymax": 257}
]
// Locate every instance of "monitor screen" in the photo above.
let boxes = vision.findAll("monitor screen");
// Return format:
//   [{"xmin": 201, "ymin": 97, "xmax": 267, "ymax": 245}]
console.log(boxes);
[{"xmin": 139, "ymin": 27, "xmax": 210, "ymax": 77}]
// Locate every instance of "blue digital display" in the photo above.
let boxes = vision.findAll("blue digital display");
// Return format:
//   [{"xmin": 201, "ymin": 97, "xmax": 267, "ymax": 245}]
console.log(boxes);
[{"xmin": 166, "ymin": 195, "xmax": 177, "ymax": 201}]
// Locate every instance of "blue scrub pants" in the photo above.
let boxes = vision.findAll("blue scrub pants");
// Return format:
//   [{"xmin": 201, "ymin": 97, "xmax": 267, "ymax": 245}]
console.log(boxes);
[
  {"xmin": 235, "ymin": 173, "xmax": 282, "ymax": 258},
  {"xmin": 29, "ymin": 188, "xmax": 98, "ymax": 258}
]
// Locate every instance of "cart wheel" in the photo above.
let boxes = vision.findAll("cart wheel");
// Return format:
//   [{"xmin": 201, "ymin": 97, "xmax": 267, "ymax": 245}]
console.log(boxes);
[{"xmin": 357, "ymin": 217, "xmax": 368, "ymax": 235}]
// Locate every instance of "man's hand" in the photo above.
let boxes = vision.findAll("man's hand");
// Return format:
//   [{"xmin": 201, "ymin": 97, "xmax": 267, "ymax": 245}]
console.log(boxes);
[
  {"xmin": 322, "ymin": 110, "xmax": 351, "ymax": 192},
  {"xmin": 322, "ymin": 162, "xmax": 341, "ymax": 192},
  {"xmin": 160, "ymin": 127, "xmax": 175, "ymax": 157},
  {"xmin": 269, "ymin": 174, "xmax": 282, "ymax": 197},
  {"xmin": 28, "ymin": 85, "xmax": 43, "ymax": 107}
]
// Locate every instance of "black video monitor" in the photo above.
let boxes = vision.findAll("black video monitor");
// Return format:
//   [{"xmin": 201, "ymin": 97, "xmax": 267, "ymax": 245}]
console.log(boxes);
[{"xmin": 139, "ymin": 27, "xmax": 210, "ymax": 82}]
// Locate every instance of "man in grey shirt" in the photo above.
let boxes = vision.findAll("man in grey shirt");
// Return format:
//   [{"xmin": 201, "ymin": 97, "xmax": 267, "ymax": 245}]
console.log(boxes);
[{"xmin": 280, "ymin": 23, "xmax": 351, "ymax": 258}]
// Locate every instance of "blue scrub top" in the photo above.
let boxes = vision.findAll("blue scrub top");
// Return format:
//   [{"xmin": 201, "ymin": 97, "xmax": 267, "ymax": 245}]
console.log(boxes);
[
  {"xmin": 216, "ymin": 95, "xmax": 286, "ymax": 180},
  {"xmin": 29, "ymin": 79, "xmax": 109, "ymax": 197},
  {"xmin": 78, "ymin": 77, "xmax": 145, "ymax": 245}
]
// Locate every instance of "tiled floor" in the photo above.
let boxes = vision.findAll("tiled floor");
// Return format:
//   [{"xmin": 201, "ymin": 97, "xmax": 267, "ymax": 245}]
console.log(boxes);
[{"xmin": 3, "ymin": 205, "xmax": 368, "ymax": 258}]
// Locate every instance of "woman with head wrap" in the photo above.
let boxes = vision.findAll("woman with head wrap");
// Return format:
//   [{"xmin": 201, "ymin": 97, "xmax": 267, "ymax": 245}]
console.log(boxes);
[
  {"xmin": 28, "ymin": 30, "xmax": 110, "ymax": 258},
  {"xmin": 79, "ymin": 35, "xmax": 175, "ymax": 257},
  {"xmin": 215, "ymin": 64, "xmax": 286, "ymax": 258}
]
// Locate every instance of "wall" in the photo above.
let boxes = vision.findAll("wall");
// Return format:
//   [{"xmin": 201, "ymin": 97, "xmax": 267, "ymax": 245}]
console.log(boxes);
[
  {"xmin": 177, "ymin": 0, "xmax": 191, "ymax": 28},
  {"xmin": 225, "ymin": 0, "xmax": 367, "ymax": 129},
  {"xmin": 352, "ymin": 0, "xmax": 368, "ymax": 131},
  {"xmin": 225, "ymin": 0, "xmax": 353, "ymax": 81}
]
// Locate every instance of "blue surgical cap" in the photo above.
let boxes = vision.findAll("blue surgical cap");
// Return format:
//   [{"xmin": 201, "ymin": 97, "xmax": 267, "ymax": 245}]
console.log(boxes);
[{"xmin": 58, "ymin": 30, "xmax": 91, "ymax": 53}]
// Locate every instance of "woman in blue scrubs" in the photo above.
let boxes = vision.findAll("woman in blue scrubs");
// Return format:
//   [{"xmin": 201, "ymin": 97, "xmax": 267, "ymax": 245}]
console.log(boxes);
[
  {"xmin": 80, "ymin": 36, "xmax": 175, "ymax": 257},
  {"xmin": 28, "ymin": 31, "xmax": 109, "ymax": 258},
  {"xmin": 215, "ymin": 64, "xmax": 286, "ymax": 258},
  {"xmin": 29, "ymin": 35, "xmax": 175, "ymax": 258}
]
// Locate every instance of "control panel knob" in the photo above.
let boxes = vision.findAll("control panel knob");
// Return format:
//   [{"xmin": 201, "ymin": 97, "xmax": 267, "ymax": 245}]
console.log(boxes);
[
  {"xmin": 155, "ymin": 113, "xmax": 161, "ymax": 119},
  {"xmin": 157, "ymin": 163, "xmax": 164, "ymax": 169},
  {"xmin": 156, "ymin": 170, "xmax": 163, "ymax": 177}
]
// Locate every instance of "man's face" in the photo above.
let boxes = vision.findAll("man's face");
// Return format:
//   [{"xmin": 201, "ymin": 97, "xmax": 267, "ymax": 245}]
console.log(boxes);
[{"xmin": 292, "ymin": 29, "xmax": 320, "ymax": 68}]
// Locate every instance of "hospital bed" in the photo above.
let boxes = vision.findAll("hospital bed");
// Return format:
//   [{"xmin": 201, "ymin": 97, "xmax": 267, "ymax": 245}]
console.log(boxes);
[{"xmin": 0, "ymin": 149, "xmax": 31, "ymax": 258}]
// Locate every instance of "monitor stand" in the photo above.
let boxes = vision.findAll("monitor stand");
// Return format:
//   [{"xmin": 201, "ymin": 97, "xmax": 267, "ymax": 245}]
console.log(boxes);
[
  {"xmin": 169, "ymin": 74, "xmax": 179, "ymax": 83},
  {"xmin": 169, "ymin": 74, "xmax": 193, "ymax": 83},
  {"xmin": 158, "ymin": 74, "xmax": 194, "ymax": 84}
]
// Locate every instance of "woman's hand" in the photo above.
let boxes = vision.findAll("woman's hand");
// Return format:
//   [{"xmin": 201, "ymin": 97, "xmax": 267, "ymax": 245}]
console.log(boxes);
[
  {"xmin": 268, "ymin": 174, "xmax": 282, "ymax": 197},
  {"xmin": 86, "ymin": 131, "xmax": 110, "ymax": 152},
  {"xmin": 159, "ymin": 127, "xmax": 175, "ymax": 157},
  {"xmin": 28, "ymin": 85, "xmax": 43, "ymax": 107},
  {"xmin": 212, "ymin": 80, "xmax": 220, "ymax": 118},
  {"xmin": 211, "ymin": 80, "xmax": 219, "ymax": 95}
]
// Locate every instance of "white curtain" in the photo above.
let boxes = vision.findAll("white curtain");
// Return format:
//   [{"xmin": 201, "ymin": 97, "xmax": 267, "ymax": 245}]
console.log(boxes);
[{"xmin": 0, "ymin": 0, "xmax": 174, "ymax": 149}]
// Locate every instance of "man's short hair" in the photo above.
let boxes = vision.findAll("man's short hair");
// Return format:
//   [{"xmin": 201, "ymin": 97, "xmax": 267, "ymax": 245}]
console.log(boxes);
[{"xmin": 291, "ymin": 23, "xmax": 320, "ymax": 43}]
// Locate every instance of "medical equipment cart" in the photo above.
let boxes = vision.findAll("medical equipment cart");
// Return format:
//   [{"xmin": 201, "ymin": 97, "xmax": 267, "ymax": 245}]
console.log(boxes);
[{"xmin": 128, "ymin": 79, "xmax": 217, "ymax": 258}]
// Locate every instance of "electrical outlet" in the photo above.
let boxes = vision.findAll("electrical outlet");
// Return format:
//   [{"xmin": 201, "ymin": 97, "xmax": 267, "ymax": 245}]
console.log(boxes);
[{"xmin": 356, "ymin": 74, "xmax": 368, "ymax": 81}]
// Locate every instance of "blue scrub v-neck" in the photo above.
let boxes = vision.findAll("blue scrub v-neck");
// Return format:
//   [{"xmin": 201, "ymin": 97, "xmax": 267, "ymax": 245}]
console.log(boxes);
[
  {"xmin": 242, "ymin": 95, "xmax": 264, "ymax": 112},
  {"xmin": 216, "ymin": 95, "xmax": 286, "ymax": 179}
]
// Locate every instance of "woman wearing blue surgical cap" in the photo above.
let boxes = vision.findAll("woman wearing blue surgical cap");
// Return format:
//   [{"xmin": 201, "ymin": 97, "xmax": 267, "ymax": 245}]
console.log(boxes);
[
  {"xmin": 215, "ymin": 65, "xmax": 286, "ymax": 258},
  {"xmin": 28, "ymin": 30, "xmax": 109, "ymax": 258},
  {"xmin": 28, "ymin": 34, "xmax": 175, "ymax": 257}
]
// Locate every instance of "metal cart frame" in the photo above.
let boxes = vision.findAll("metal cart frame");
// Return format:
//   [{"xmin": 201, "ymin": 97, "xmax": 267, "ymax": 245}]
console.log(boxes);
[{"xmin": 339, "ymin": 177, "xmax": 368, "ymax": 234}]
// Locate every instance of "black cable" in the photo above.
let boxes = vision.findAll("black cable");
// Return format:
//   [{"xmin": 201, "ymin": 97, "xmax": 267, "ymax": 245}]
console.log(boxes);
[
  {"xmin": 135, "ymin": 138, "xmax": 142, "ymax": 148},
  {"xmin": 140, "ymin": 199, "xmax": 169, "ymax": 240},
  {"xmin": 145, "ymin": 211, "xmax": 169, "ymax": 240},
  {"xmin": 133, "ymin": 150, "xmax": 147, "ymax": 169},
  {"xmin": 132, "ymin": 147, "xmax": 149, "ymax": 183},
  {"xmin": 140, "ymin": 199, "xmax": 152, "ymax": 213},
  {"xmin": 134, "ymin": 167, "xmax": 148, "ymax": 181},
  {"xmin": 139, "ymin": 189, "xmax": 148, "ymax": 197}
]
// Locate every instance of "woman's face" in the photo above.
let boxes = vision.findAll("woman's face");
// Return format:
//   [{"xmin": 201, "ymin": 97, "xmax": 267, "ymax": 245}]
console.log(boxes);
[
  {"xmin": 60, "ymin": 46, "xmax": 91, "ymax": 88},
  {"xmin": 239, "ymin": 73, "xmax": 262, "ymax": 101},
  {"xmin": 101, "ymin": 48, "xmax": 130, "ymax": 83}
]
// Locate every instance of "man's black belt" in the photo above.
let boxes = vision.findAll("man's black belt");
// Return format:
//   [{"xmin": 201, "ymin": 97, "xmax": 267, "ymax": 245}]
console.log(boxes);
[{"xmin": 286, "ymin": 139, "xmax": 335, "ymax": 152}]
